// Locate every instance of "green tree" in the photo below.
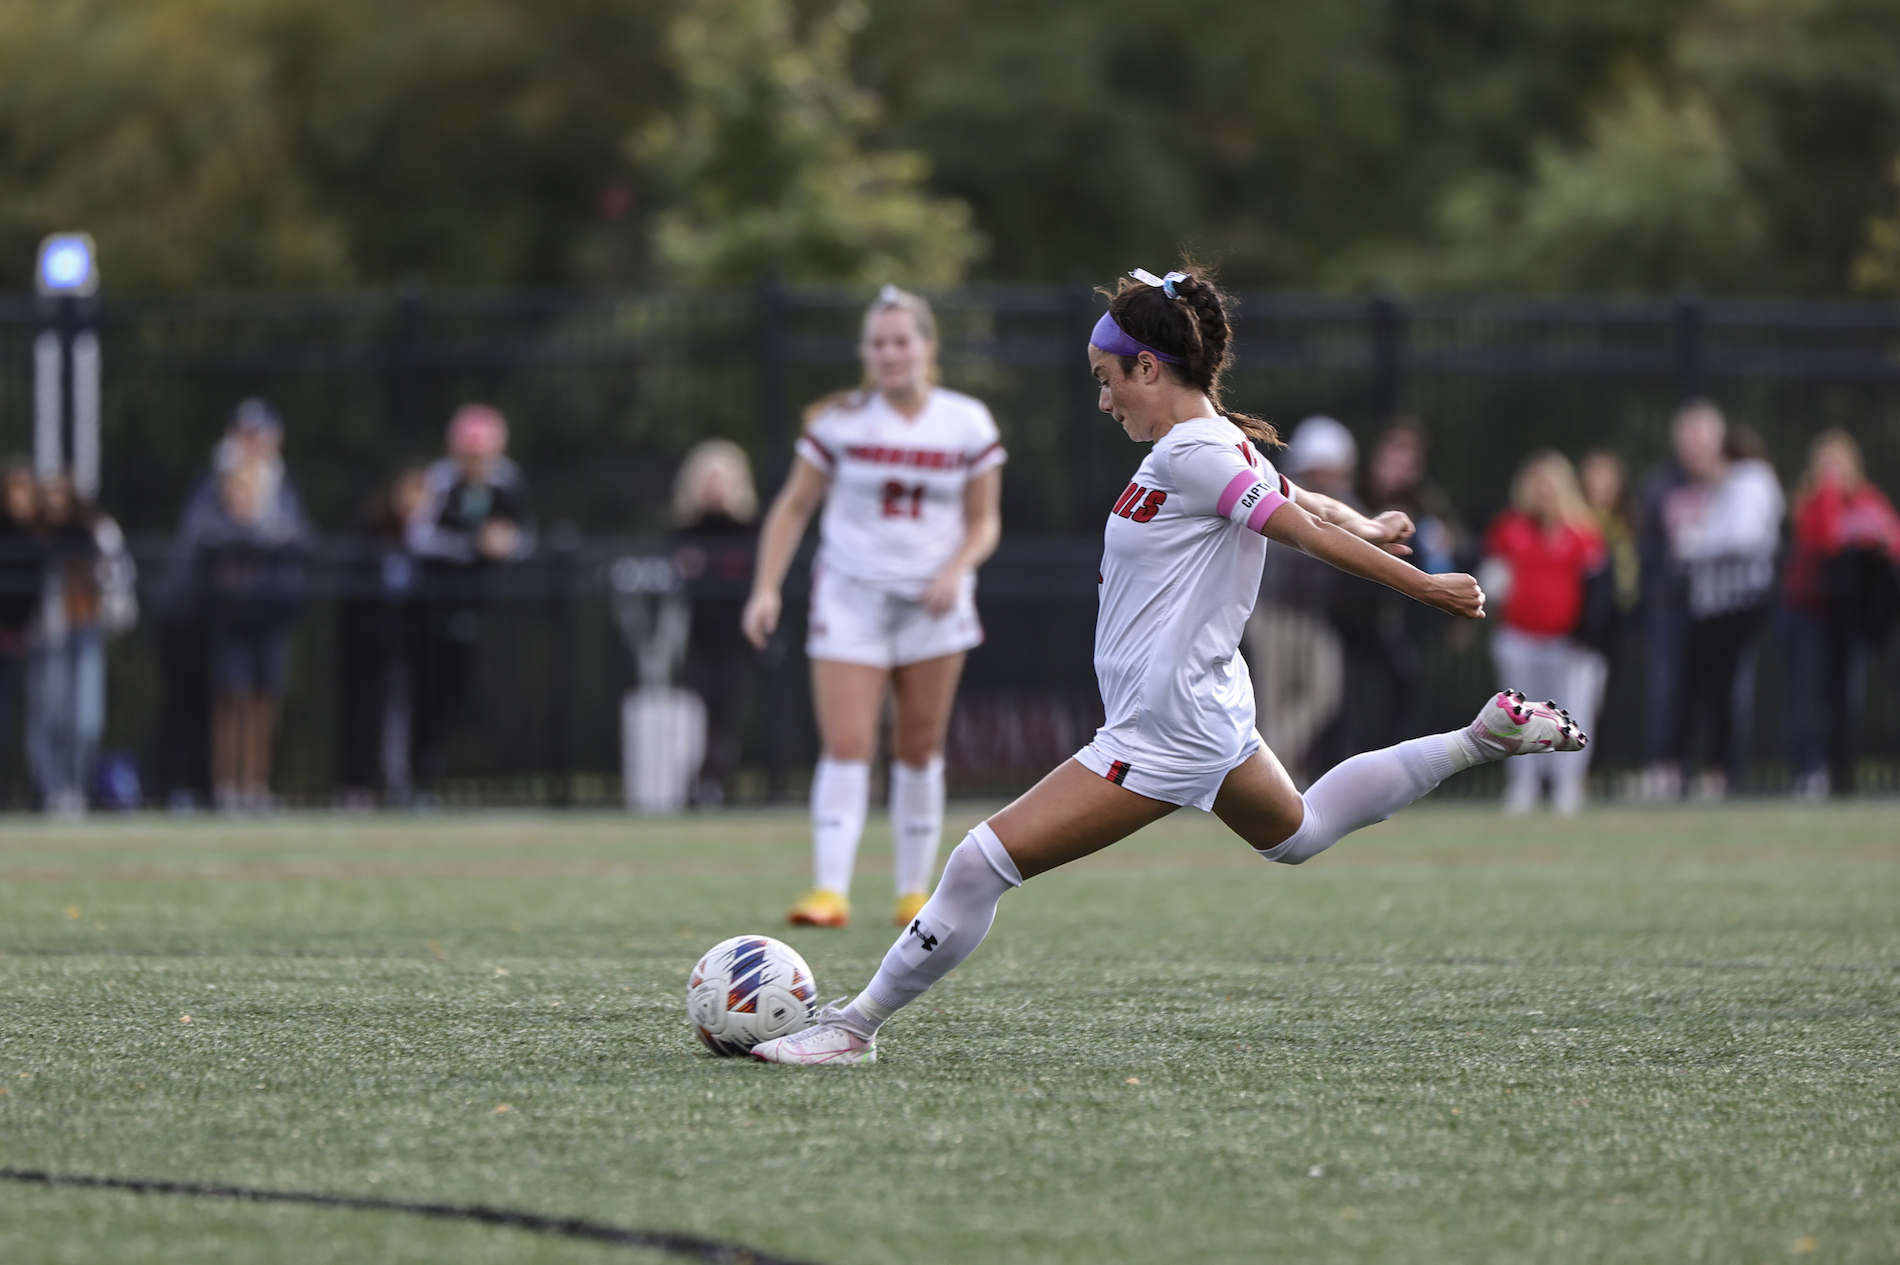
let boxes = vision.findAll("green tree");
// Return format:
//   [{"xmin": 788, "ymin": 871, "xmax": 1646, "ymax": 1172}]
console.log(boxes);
[
  {"xmin": 634, "ymin": 0, "xmax": 978, "ymax": 285},
  {"xmin": 0, "ymin": 0, "xmax": 351, "ymax": 292},
  {"xmin": 1391, "ymin": 0, "xmax": 1900, "ymax": 292},
  {"xmin": 0, "ymin": 0, "xmax": 669, "ymax": 293},
  {"xmin": 1850, "ymin": 157, "xmax": 1900, "ymax": 292}
]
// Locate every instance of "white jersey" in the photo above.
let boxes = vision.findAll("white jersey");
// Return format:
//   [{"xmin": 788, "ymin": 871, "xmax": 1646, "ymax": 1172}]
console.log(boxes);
[
  {"xmin": 1092, "ymin": 416, "xmax": 1292, "ymax": 775},
  {"xmin": 795, "ymin": 388, "xmax": 1006, "ymax": 599}
]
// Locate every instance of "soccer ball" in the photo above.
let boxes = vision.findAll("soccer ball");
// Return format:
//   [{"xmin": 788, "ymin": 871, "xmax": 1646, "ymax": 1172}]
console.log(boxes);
[{"xmin": 686, "ymin": 935, "xmax": 818, "ymax": 1056}]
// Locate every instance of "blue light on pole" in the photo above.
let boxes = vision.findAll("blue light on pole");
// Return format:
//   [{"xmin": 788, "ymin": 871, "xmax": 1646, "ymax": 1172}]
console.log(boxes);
[{"xmin": 36, "ymin": 233, "xmax": 99, "ymax": 297}]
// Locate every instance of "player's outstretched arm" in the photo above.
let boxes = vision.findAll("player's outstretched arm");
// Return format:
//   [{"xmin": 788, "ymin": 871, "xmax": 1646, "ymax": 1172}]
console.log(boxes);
[
  {"xmin": 1263, "ymin": 498, "xmax": 1485, "ymax": 620},
  {"xmin": 1288, "ymin": 482, "xmax": 1415, "ymax": 557},
  {"xmin": 743, "ymin": 458, "xmax": 830, "ymax": 648}
]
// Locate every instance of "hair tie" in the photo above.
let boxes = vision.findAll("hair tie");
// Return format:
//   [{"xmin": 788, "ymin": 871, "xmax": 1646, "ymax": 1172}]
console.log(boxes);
[{"xmin": 1129, "ymin": 268, "xmax": 1189, "ymax": 298}]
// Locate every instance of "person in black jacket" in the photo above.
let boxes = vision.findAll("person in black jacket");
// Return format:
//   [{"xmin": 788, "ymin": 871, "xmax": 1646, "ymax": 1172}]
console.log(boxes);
[
  {"xmin": 670, "ymin": 439, "xmax": 759, "ymax": 806},
  {"xmin": 0, "ymin": 462, "xmax": 41, "ymax": 796},
  {"xmin": 335, "ymin": 464, "xmax": 428, "ymax": 803},
  {"xmin": 404, "ymin": 405, "xmax": 535, "ymax": 782}
]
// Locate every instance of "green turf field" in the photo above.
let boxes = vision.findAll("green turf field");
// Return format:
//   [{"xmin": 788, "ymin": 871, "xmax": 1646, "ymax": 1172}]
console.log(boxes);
[{"xmin": 0, "ymin": 803, "xmax": 1895, "ymax": 1264}]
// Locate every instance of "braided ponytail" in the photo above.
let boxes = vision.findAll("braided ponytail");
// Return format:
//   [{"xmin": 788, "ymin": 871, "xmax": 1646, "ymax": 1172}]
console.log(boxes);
[{"xmin": 1101, "ymin": 265, "xmax": 1280, "ymax": 448}]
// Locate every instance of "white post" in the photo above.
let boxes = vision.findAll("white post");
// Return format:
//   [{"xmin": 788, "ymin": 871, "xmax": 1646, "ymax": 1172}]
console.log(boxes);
[
  {"xmin": 32, "ymin": 330, "xmax": 62, "ymax": 483},
  {"xmin": 71, "ymin": 329, "xmax": 101, "ymax": 499}
]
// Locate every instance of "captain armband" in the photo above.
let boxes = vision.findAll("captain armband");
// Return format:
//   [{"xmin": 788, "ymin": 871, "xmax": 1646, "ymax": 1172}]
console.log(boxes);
[{"xmin": 1215, "ymin": 470, "xmax": 1292, "ymax": 535}]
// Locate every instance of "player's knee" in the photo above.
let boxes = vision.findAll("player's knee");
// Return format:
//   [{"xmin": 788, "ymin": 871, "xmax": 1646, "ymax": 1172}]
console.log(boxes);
[
  {"xmin": 1252, "ymin": 797, "xmax": 1322, "ymax": 864},
  {"xmin": 890, "ymin": 737, "xmax": 943, "ymax": 769}
]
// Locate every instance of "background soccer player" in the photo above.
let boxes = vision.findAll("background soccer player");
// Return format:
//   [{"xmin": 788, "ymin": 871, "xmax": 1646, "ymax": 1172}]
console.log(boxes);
[{"xmin": 743, "ymin": 287, "xmax": 1005, "ymax": 930}]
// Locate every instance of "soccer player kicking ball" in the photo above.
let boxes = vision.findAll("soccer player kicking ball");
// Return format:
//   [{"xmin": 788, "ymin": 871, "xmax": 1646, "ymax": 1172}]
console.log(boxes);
[{"xmin": 753, "ymin": 265, "xmax": 1584, "ymax": 1067}]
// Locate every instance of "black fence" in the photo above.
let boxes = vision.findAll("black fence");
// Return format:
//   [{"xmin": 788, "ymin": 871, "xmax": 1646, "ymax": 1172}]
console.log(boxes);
[{"xmin": 1, "ymin": 284, "xmax": 1898, "ymax": 805}]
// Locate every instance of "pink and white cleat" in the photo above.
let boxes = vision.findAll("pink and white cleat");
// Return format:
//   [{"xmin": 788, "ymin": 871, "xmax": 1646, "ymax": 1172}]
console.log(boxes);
[
  {"xmin": 1466, "ymin": 689, "xmax": 1587, "ymax": 760},
  {"xmin": 750, "ymin": 1003, "xmax": 877, "ymax": 1066}
]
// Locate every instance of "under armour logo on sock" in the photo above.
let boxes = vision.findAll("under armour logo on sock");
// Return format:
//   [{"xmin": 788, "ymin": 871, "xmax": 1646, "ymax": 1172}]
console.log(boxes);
[{"xmin": 908, "ymin": 919, "xmax": 938, "ymax": 952}]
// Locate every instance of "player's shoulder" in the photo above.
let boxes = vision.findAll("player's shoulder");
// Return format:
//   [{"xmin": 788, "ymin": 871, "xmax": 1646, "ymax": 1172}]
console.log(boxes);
[
  {"xmin": 805, "ymin": 391, "xmax": 875, "ymax": 432},
  {"xmin": 928, "ymin": 388, "xmax": 997, "ymax": 429},
  {"xmin": 1154, "ymin": 416, "xmax": 1249, "ymax": 469},
  {"xmin": 1158, "ymin": 415, "xmax": 1247, "ymax": 451}
]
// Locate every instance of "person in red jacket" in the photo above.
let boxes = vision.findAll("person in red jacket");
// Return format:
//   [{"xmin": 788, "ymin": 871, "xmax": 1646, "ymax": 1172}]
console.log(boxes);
[
  {"xmin": 1480, "ymin": 451, "xmax": 1608, "ymax": 814},
  {"xmin": 1780, "ymin": 428, "xmax": 1900, "ymax": 797}
]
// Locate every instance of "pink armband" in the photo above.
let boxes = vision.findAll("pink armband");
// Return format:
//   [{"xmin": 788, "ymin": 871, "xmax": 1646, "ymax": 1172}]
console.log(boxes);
[{"xmin": 1217, "ymin": 471, "xmax": 1290, "ymax": 535}]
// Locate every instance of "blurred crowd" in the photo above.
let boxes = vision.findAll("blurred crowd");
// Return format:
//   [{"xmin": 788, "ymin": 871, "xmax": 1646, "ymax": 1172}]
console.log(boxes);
[
  {"xmin": 2, "ymin": 396, "xmax": 540, "ymax": 816},
  {"xmin": 0, "ymin": 463, "xmax": 137, "ymax": 818},
  {"xmin": 1252, "ymin": 401, "xmax": 1900, "ymax": 812},
  {"xmin": 2, "ymin": 396, "xmax": 1896, "ymax": 816}
]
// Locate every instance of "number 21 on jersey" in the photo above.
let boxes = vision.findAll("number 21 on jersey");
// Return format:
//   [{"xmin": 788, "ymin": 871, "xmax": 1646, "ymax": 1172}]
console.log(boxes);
[
  {"xmin": 1111, "ymin": 481, "xmax": 1167, "ymax": 523},
  {"xmin": 881, "ymin": 480, "xmax": 926, "ymax": 518}
]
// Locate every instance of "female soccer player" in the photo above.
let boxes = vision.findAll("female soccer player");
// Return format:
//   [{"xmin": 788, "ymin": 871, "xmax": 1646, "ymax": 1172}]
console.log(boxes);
[
  {"xmin": 753, "ymin": 265, "xmax": 1584, "ymax": 1065},
  {"xmin": 744, "ymin": 286, "xmax": 1005, "ymax": 930}
]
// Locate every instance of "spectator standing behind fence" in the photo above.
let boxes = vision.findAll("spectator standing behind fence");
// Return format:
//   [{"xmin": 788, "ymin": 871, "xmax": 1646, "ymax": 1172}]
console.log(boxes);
[
  {"xmin": 1578, "ymin": 451, "xmax": 1640, "ymax": 752},
  {"xmin": 1247, "ymin": 417, "xmax": 1352, "ymax": 782},
  {"xmin": 1480, "ymin": 452, "xmax": 1607, "ymax": 815},
  {"xmin": 1632, "ymin": 402, "xmax": 1714, "ymax": 800},
  {"xmin": 671, "ymin": 440, "xmax": 758, "ymax": 807},
  {"xmin": 336, "ymin": 464, "xmax": 429, "ymax": 804},
  {"xmin": 0, "ymin": 463, "xmax": 40, "ymax": 793},
  {"xmin": 1780, "ymin": 429, "xmax": 1900, "ymax": 798},
  {"xmin": 176, "ymin": 453, "xmax": 310, "ymax": 812},
  {"xmin": 1665, "ymin": 419, "xmax": 1784, "ymax": 799},
  {"xmin": 1289, "ymin": 416, "xmax": 1421, "ymax": 772},
  {"xmin": 405, "ymin": 405, "xmax": 535, "ymax": 783},
  {"xmin": 157, "ymin": 400, "xmax": 301, "ymax": 808},
  {"xmin": 1365, "ymin": 418, "xmax": 1467, "ymax": 576},
  {"xmin": 27, "ymin": 474, "xmax": 136, "ymax": 818}
]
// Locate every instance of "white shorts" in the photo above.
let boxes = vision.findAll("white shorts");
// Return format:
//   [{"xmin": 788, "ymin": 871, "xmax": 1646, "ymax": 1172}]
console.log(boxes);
[
  {"xmin": 806, "ymin": 565, "xmax": 984, "ymax": 669},
  {"xmin": 1073, "ymin": 729, "xmax": 1265, "ymax": 813}
]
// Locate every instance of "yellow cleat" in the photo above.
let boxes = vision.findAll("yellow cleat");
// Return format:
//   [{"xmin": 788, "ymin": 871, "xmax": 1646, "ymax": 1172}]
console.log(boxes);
[
  {"xmin": 893, "ymin": 892, "xmax": 929, "ymax": 927},
  {"xmin": 788, "ymin": 889, "xmax": 850, "ymax": 928}
]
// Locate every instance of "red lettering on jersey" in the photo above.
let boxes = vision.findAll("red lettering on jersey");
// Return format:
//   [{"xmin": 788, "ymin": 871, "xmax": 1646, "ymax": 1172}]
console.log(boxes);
[
  {"xmin": 1130, "ymin": 488, "xmax": 1168, "ymax": 522},
  {"xmin": 1111, "ymin": 482, "xmax": 1142, "ymax": 517},
  {"xmin": 843, "ymin": 443, "xmax": 963, "ymax": 469}
]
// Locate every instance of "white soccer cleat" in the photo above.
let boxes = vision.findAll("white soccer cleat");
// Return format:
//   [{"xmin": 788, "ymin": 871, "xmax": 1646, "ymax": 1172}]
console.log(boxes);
[
  {"xmin": 750, "ymin": 1003, "xmax": 877, "ymax": 1066},
  {"xmin": 1467, "ymin": 689, "xmax": 1587, "ymax": 760}
]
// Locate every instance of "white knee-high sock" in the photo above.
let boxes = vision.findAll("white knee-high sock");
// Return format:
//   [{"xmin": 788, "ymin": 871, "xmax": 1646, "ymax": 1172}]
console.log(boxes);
[
  {"xmin": 890, "ymin": 757, "xmax": 946, "ymax": 895},
  {"xmin": 810, "ymin": 758, "xmax": 871, "ymax": 893},
  {"xmin": 841, "ymin": 822, "xmax": 1020, "ymax": 1035},
  {"xmin": 1257, "ymin": 732, "xmax": 1470, "ymax": 866}
]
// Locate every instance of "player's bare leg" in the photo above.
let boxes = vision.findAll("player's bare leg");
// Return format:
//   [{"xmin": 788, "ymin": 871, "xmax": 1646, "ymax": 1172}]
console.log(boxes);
[
  {"xmin": 755, "ymin": 761, "xmax": 1173, "ymax": 1065},
  {"xmin": 888, "ymin": 652, "xmax": 965, "ymax": 924}
]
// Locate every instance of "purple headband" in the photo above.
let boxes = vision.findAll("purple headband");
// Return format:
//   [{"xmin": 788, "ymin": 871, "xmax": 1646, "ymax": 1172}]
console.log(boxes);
[{"xmin": 1089, "ymin": 268, "xmax": 1190, "ymax": 364}]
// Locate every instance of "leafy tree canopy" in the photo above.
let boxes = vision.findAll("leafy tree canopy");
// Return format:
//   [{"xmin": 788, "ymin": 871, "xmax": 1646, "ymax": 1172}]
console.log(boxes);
[{"xmin": 2, "ymin": 0, "xmax": 1898, "ymax": 294}]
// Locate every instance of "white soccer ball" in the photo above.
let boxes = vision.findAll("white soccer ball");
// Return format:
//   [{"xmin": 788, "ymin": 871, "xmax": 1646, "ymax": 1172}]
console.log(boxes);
[{"xmin": 686, "ymin": 935, "xmax": 818, "ymax": 1056}]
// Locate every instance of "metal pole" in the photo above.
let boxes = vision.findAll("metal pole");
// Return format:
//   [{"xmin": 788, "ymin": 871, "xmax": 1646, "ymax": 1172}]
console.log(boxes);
[
  {"xmin": 394, "ymin": 277, "xmax": 426, "ymax": 449},
  {"xmin": 756, "ymin": 274, "xmax": 790, "ymax": 487},
  {"xmin": 32, "ymin": 329, "xmax": 60, "ymax": 482},
  {"xmin": 1067, "ymin": 283, "xmax": 1100, "ymax": 530},
  {"xmin": 1370, "ymin": 289, "xmax": 1402, "ymax": 423},
  {"xmin": 1674, "ymin": 284, "xmax": 1703, "ymax": 403},
  {"xmin": 71, "ymin": 328, "xmax": 101, "ymax": 499}
]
